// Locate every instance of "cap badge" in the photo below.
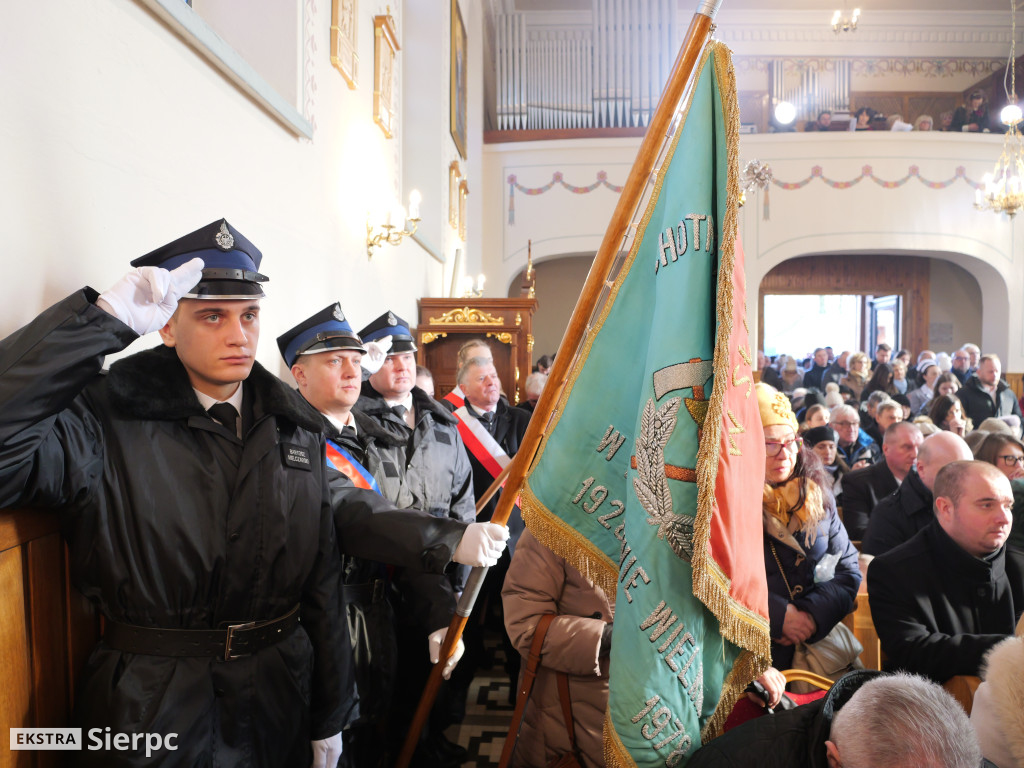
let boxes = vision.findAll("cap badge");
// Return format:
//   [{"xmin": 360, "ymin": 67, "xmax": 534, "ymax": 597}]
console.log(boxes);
[
  {"xmin": 333, "ymin": 304, "xmax": 346, "ymax": 322},
  {"xmin": 386, "ymin": 311, "xmax": 398, "ymax": 326},
  {"xmin": 214, "ymin": 222, "xmax": 234, "ymax": 251}
]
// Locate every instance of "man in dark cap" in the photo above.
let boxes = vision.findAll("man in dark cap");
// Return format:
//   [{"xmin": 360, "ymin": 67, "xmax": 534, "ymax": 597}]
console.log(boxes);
[
  {"xmin": 278, "ymin": 304, "xmax": 509, "ymax": 768},
  {"xmin": 0, "ymin": 219, "xmax": 350, "ymax": 767},
  {"xmin": 353, "ymin": 309, "xmax": 476, "ymax": 766},
  {"xmin": 355, "ymin": 310, "xmax": 475, "ymax": 537}
]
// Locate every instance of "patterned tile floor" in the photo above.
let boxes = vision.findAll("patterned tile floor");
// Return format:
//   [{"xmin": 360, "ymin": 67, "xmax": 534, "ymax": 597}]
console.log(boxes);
[{"xmin": 445, "ymin": 635, "xmax": 517, "ymax": 767}]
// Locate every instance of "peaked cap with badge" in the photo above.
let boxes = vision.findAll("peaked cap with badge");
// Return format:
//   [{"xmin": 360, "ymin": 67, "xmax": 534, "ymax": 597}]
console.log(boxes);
[
  {"xmin": 132, "ymin": 218, "xmax": 268, "ymax": 299},
  {"xmin": 277, "ymin": 303, "xmax": 367, "ymax": 368},
  {"xmin": 358, "ymin": 310, "xmax": 417, "ymax": 354}
]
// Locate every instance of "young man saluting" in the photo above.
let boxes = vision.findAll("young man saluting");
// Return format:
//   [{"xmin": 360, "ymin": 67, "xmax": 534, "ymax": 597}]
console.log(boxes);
[{"xmin": 0, "ymin": 220, "xmax": 350, "ymax": 767}]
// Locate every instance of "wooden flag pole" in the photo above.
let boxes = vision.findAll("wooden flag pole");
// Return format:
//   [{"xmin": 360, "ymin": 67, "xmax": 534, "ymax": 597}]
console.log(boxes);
[{"xmin": 394, "ymin": 4, "xmax": 722, "ymax": 765}]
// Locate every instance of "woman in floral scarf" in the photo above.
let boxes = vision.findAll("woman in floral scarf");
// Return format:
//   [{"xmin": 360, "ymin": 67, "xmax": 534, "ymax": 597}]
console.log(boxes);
[{"xmin": 751, "ymin": 384, "xmax": 862, "ymax": 708}]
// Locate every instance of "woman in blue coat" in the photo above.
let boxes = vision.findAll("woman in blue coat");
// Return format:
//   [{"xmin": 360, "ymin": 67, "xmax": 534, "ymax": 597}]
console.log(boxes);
[{"xmin": 753, "ymin": 385, "xmax": 861, "ymax": 706}]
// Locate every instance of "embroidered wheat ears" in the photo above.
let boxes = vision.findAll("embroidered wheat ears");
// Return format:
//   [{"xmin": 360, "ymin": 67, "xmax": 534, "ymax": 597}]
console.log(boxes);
[{"xmin": 634, "ymin": 397, "xmax": 696, "ymax": 561}]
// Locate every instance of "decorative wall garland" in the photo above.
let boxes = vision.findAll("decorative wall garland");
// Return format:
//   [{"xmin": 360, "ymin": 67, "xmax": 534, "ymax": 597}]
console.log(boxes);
[
  {"xmin": 506, "ymin": 165, "xmax": 982, "ymax": 224},
  {"xmin": 506, "ymin": 171, "xmax": 624, "ymax": 224}
]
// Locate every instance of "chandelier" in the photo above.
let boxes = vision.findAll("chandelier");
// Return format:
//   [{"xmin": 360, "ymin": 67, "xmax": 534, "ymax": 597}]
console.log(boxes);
[
  {"xmin": 831, "ymin": 7, "xmax": 860, "ymax": 34},
  {"xmin": 975, "ymin": 0, "xmax": 1024, "ymax": 218}
]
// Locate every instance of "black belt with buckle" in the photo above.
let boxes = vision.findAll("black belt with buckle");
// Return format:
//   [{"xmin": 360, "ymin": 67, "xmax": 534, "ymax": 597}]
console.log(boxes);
[{"xmin": 103, "ymin": 604, "xmax": 301, "ymax": 660}]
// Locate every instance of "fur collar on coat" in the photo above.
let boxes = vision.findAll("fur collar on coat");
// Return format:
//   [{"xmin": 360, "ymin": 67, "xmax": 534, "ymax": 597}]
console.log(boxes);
[{"xmin": 106, "ymin": 344, "xmax": 324, "ymax": 433}]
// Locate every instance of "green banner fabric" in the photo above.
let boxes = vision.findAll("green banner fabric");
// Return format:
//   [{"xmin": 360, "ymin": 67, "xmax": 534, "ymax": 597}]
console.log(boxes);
[{"xmin": 521, "ymin": 42, "xmax": 770, "ymax": 768}]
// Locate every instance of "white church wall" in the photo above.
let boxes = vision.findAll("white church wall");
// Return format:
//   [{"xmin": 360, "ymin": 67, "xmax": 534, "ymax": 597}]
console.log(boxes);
[{"xmin": 0, "ymin": 0, "xmax": 472, "ymax": 378}]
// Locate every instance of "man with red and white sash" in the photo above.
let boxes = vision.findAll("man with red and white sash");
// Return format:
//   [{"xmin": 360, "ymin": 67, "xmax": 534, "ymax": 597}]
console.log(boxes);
[
  {"xmin": 440, "ymin": 338, "xmax": 493, "ymax": 412},
  {"xmin": 449, "ymin": 354, "xmax": 531, "ymax": 714}
]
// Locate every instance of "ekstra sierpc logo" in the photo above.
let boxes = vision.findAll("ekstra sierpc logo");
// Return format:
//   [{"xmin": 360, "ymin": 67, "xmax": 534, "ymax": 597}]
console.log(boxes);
[{"xmin": 11, "ymin": 728, "xmax": 178, "ymax": 757}]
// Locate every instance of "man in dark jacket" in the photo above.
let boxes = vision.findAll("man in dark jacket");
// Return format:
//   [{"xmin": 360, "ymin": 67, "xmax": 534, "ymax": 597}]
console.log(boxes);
[
  {"xmin": 869, "ymin": 460, "xmax": 1024, "ymax": 683},
  {"xmin": 803, "ymin": 347, "xmax": 830, "ymax": 390},
  {"xmin": 279, "ymin": 304, "xmax": 509, "ymax": 768},
  {"xmin": 354, "ymin": 310, "xmax": 477, "ymax": 765},
  {"xmin": 861, "ymin": 430, "xmax": 971, "ymax": 556},
  {"xmin": 447, "ymin": 354, "xmax": 532, "ymax": 715},
  {"xmin": 354, "ymin": 312, "xmax": 475, "ymax": 543},
  {"xmin": 823, "ymin": 349, "xmax": 848, "ymax": 387},
  {"xmin": 0, "ymin": 220, "xmax": 351, "ymax": 767},
  {"xmin": 951, "ymin": 347, "xmax": 973, "ymax": 385},
  {"xmin": 687, "ymin": 670, "xmax": 981, "ymax": 768},
  {"xmin": 958, "ymin": 354, "xmax": 1023, "ymax": 428},
  {"xmin": 841, "ymin": 422, "xmax": 921, "ymax": 541},
  {"xmin": 830, "ymin": 404, "xmax": 881, "ymax": 469}
]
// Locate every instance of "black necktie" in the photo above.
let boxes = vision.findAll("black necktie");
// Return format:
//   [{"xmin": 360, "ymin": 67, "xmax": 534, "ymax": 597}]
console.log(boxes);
[
  {"xmin": 208, "ymin": 403, "xmax": 239, "ymax": 436},
  {"xmin": 392, "ymin": 404, "xmax": 408, "ymax": 421},
  {"xmin": 479, "ymin": 410, "xmax": 495, "ymax": 434}
]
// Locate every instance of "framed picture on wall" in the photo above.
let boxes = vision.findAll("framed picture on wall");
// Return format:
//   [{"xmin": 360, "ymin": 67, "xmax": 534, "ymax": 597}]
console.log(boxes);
[
  {"xmin": 449, "ymin": 161, "xmax": 461, "ymax": 229},
  {"xmin": 450, "ymin": 0, "xmax": 467, "ymax": 159},
  {"xmin": 330, "ymin": 0, "xmax": 358, "ymax": 89},
  {"xmin": 373, "ymin": 11, "xmax": 400, "ymax": 138}
]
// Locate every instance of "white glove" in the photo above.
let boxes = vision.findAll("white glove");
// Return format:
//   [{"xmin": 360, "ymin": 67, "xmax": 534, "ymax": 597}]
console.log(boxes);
[
  {"xmin": 97, "ymin": 257, "xmax": 205, "ymax": 335},
  {"xmin": 310, "ymin": 732, "xmax": 342, "ymax": 768},
  {"xmin": 452, "ymin": 522, "xmax": 510, "ymax": 567},
  {"xmin": 361, "ymin": 335, "xmax": 393, "ymax": 375},
  {"xmin": 428, "ymin": 628, "xmax": 466, "ymax": 680}
]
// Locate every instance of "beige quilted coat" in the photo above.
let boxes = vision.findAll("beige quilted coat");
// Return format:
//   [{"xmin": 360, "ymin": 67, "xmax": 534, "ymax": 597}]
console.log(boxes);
[{"xmin": 501, "ymin": 529, "xmax": 614, "ymax": 768}]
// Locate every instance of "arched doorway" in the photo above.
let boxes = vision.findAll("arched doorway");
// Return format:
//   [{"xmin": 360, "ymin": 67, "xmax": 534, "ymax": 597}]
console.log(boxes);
[
  {"xmin": 507, "ymin": 253, "xmax": 593, "ymax": 361},
  {"xmin": 758, "ymin": 253, "xmax": 983, "ymax": 359}
]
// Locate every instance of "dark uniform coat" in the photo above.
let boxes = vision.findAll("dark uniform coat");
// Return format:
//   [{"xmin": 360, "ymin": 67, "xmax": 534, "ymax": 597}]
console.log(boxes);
[
  {"xmin": 839, "ymin": 460, "xmax": 899, "ymax": 541},
  {"xmin": 0, "ymin": 291, "xmax": 352, "ymax": 767},
  {"xmin": 860, "ymin": 468, "xmax": 932, "ymax": 556},
  {"xmin": 868, "ymin": 520, "xmax": 1024, "ymax": 682},
  {"xmin": 354, "ymin": 383, "xmax": 474, "ymax": 524},
  {"xmin": 354, "ymin": 383, "xmax": 475, "ymax": 591}
]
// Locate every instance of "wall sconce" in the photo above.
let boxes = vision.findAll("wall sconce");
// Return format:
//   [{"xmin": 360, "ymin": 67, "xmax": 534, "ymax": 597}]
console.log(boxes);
[
  {"xmin": 460, "ymin": 273, "xmax": 485, "ymax": 298},
  {"xmin": 366, "ymin": 189, "xmax": 421, "ymax": 258}
]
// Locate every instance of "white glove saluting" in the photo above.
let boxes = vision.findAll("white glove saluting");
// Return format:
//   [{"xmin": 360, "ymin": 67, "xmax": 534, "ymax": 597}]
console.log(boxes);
[
  {"xmin": 361, "ymin": 335, "xmax": 392, "ymax": 375},
  {"xmin": 452, "ymin": 522, "xmax": 510, "ymax": 567},
  {"xmin": 97, "ymin": 257, "xmax": 205, "ymax": 336},
  {"xmin": 310, "ymin": 732, "xmax": 342, "ymax": 768},
  {"xmin": 428, "ymin": 628, "xmax": 466, "ymax": 680}
]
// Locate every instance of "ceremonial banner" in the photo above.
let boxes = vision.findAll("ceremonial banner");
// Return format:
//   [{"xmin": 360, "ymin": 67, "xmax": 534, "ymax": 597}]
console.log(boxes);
[{"xmin": 521, "ymin": 42, "xmax": 770, "ymax": 767}]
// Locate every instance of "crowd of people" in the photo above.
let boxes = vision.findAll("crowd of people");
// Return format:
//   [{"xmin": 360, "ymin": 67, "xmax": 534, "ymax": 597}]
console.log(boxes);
[
  {"xmin": 2, "ymin": 216, "xmax": 1020, "ymax": 768},
  {"xmin": 799, "ymin": 90, "xmax": 1002, "ymax": 134},
  {"xmin": 723, "ymin": 341, "xmax": 1024, "ymax": 768}
]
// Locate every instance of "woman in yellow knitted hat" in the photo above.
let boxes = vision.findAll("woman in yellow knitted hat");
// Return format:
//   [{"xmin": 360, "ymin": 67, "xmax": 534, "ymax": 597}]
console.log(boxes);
[{"xmin": 752, "ymin": 383, "xmax": 862, "ymax": 708}]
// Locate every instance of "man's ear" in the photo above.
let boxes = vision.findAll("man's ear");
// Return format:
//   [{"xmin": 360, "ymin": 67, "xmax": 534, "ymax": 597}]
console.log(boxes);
[
  {"xmin": 291, "ymin": 364, "xmax": 306, "ymax": 388},
  {"xmin": 934, "ymin": 495, "xmax": 954, "ymax": 526},
  {"xmin": 157, "ymin": 305, "xmax": 181, "ymax": 347},
  {"xmin": 158, "ymin": 319, "xmax": 176, "ymax": 347},
  {"xmin": 824, "ymin": 740, "xmax": 842, "ymax": 768}
]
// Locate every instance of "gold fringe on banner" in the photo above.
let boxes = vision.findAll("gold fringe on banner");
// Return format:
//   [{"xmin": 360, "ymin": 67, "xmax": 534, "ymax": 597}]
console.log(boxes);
[
  {"xmin": 604, "ymin": 710, "xmax": 633, "ymax": 768},
  {"xmin": 690, "ymin": 40, "xmax": 772, "ymax": 742},
  {"xmin": 520, "ymin": 486, "xmax": 620, "ymax": 600}
]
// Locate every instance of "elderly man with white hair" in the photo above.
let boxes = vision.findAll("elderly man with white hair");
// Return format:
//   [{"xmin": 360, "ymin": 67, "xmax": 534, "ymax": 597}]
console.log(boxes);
[
  {"xmin": 686, "ymin": 670, "xmax": 982, "ymax": 768},
  {"xmin": 830, "ymin": 403, "xmax": 881, "ymax": 470}
]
